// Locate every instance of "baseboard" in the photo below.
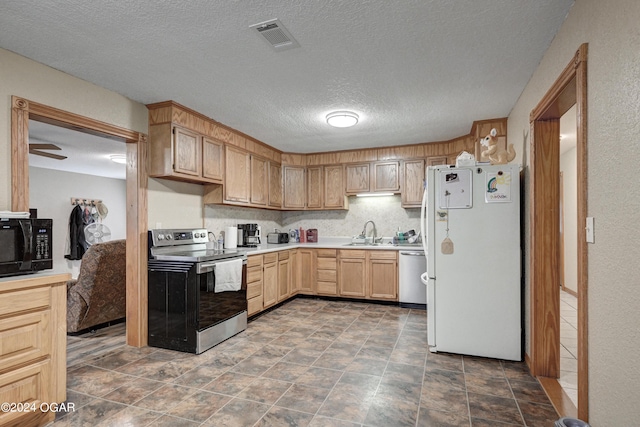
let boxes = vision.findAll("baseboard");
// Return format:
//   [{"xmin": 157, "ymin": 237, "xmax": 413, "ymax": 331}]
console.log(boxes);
[{"xmin": 538, "ymin": 376, "xmax": 577, "ymax": 419}]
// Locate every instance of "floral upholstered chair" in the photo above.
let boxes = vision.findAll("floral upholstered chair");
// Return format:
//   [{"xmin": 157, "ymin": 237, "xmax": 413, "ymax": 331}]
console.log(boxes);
[{"xmin": 66, "ymin": 239, "xmax": 126, "ymax": 333}]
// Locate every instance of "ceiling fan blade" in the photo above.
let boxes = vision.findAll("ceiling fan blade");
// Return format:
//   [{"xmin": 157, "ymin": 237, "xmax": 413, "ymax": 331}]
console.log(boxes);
[
  {"xmin": 28, "ymin": 143, "xmax": 62, "ymax": 150},
  {"xmin": 29, "ymin": 148, "xmax": 67, "ymax": 160}
]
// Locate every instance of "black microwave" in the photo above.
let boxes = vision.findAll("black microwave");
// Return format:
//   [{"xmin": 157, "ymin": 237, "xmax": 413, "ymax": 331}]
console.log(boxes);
[{"xmin": 0, "ymin": 218, "xmax": 53, "ymax": 277}]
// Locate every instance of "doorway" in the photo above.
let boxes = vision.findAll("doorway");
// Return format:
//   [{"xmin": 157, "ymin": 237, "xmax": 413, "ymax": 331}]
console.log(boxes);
[
  {"xmin": 528, "ymin": 44, "xmax": 588, "ymax": 420},
  {"xmin": 11, "ymin": 96, "xmax": 149, "ymax": 347}
]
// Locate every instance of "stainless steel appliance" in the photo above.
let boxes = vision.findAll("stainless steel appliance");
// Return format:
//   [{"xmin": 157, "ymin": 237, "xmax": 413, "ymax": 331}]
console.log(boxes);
[
  {"xmin": 0, "ymin": 218, "xmax": 52, "ymax": 277},
  {"xmin": 147, "ymin": 228, "xmax": 247, "ymax": 354},
  {"xmin": 398, "ymin": 249, "xmax": 427, "ymax": 308},
  {"xmin": 267, "ymin": 232, "xmax": 289, "ymax": 244},
  {"xmin": 238, "ymin": 223, "xmax": 260, "ymax": 247}
]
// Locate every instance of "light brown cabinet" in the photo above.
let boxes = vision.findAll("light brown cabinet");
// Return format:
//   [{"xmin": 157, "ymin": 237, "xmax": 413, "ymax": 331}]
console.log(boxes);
[
  {"xmin": 283, "ymin": 166, "xmax": 306, "ymax": 209},
  {"xmin": 277, "ymin": 251, "xmax": 291, "ymax": 302},
  {"xmin": 368, "ymin": 251, "xmax": 398, "ymax": 300},
  {"xmin": 250, "ymin": 155, "xmax": 268, "ymax": 206},
  {"xmin": 263, "ymin": 253, "xmax": 278, "ymax": 309},
  {"xmin": 224, "ymin": 145, "xmax": 251, "ymax": 204},
  {"xmin": 316, "ymin": 249, "xmax": 338, "ymax": 295},
  {"xmin": 323, "ymin": 165, "xmax": 347, "ymax": 209},
  {"xmin": 338, "ymin": 250, "xmax": 367, "ymax": 297},
  {"xmin": 427, "ymin": 155, "xmax": 449, "ymax": 167},
  {"xmin": 247, "ymin": 255, "xmax": 264, "ymax": 316},
  {"xmin": 345, "ymin": 163, "xmax": 370, "ymax": 194},
  {"xmin": 338, "ymin": 250, "xmax": 398, "ymax": 301},
  {"xmin": 297, "ymin": 248, "xmax": 316, "ymax": 294},
  {"xmin": 149, "ymin": 124, "xmax": 224, "ymax": 184},
  {"xmin": 0, "ymin": 274, "xmax": 69, "ymax": 427},
  {"xmin": 268, "ymin": 162, "xmax": 282, "ymax": 208},
  {"xmin": 373, "ymin": 161, "xmax": 400, "ymax": 192},
  {"xmin": 401, "ymin": 159, "xmax": 425, "ymax": 208},
  {"xmin": 307, "ymin": 166, "xmax": 323, "ymax": 209}
]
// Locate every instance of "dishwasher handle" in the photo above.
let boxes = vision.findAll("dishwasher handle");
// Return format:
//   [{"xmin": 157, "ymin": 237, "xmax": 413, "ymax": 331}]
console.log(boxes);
[{"xmin": 399, "ymin": 251, "xmax": 425, "ymax": 256}]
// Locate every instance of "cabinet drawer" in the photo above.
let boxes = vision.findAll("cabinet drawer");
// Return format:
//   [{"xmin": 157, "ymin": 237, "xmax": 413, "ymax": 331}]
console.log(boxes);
[
  {"xmin": 0, "ymin": 287, "xmax": 50, "ymax": 317},
  {"xmin": 247, "ymin": 255, "xmax": 263, "ymax": 268},
  {"xmin": 247, "ymin": 296, "xmax": 263, "ymax": 316},
  {"xmin": 339, "ymin": 249, "xmax": 367, "ymax": 259},
  {"xmin": 317, "ymin": 281, "xmax": 337, "ymax": 295},
  {"xmin": 0, "ymin": 359, "xmax": 51, "ymax": 426},
  {"xmin": 317, "ymin": 258, "xmax": 336, "ymax": 270},
  {"xmin": 247, "ymin": 280, "xmax": 262, "ymax": 299},
  {"xmin": 369, "ymin": 251, "xmax": 398, "ymax": 260},
  {"xmin": 278, "ymin": 251, "xmax": 290, "ymax": 261},
  {"xmin": 316, "ymin": 249, "xmax": 337, "ymax": 258},
  {"xmin": 263, "ymin": 253, "xmax": 278, "ymax": 264},
  {"xmin": 317, "ymin": 269, "xmax": 336, "ymax": 283},
  {"xmin": 247, "ymin": 266, "xmax": 262, "ymax": 284},
  {"xmin": 0, "ymin": 311, "xmax": 50, "ymax": 372}
]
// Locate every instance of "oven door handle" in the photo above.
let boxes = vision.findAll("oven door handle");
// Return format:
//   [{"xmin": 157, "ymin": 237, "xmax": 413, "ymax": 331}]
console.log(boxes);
[{"xmin": 197, "ymin": 258, "xmax": 247, "ymax": 274}]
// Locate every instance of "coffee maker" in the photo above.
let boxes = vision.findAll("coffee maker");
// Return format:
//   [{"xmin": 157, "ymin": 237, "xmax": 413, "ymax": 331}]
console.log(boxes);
[{"xmin": 237, "ymin": 224, "xmax": 260, "ymax": 247}]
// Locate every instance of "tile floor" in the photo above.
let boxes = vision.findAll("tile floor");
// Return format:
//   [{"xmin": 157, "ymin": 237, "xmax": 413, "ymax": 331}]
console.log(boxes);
[
  {"xmin": 54, "ymin": 298, "xmax": 559, "ymax": 426},
  {"xmin": 559, "ymin": 289, "xmax": 578, "ymax": 406}
]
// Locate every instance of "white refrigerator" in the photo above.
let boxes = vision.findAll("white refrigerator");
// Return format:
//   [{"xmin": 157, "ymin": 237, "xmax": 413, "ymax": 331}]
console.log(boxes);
[{"xmin": 420, "ymin": 164, "xmax": 521, "ymax": 361}]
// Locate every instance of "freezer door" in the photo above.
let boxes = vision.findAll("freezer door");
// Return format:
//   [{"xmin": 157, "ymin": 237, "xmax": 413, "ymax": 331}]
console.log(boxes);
[{"xmin": 430, "ymin": 164, "xmax": 521, "ymax": 361}]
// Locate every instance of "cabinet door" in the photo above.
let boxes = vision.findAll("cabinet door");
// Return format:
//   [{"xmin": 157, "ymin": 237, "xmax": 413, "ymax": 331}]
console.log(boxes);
[
  {"xmin": 373, "ymin": 161, "xmax": 400, "ymax": 192},
  {"xmin": 278, "ymin": 255, "xmax": 291, "ymax": 302},
  {"xmin": 202, "ymin": 137, "xmax": 224, "ymax": 182},
  {"xmin": 369, "ymin": 252, "xmax": 398, "ymax": 300},
  {"xmin": 225, "ymin": 146, "xmax": 251, "ymax": 203},
  {"xmin": 345, "ymin": 163, "xmax": 370, "ymax": 194},
  {"xmin": 401, "ymin": 159, "xmax": 425, "ymax": 208},
  {"xmin": 338, "ymin": 257, "xmax": 367, "ymax": 297},
  {"xmin": 427, "ymin": 155, "xmax": 448, "ymax": 166},
  {"xmin": 250, "ymin": 155, "xmax": 268, "ymax": 206},
  {"xmin": 324, "ymin": 165, "xmax": 345, "ymax": 209},
  {"xmin": 307, "ymin": 166, "xmax": 323, "ymax": 209},
  {"xmin": 268, "ymin": 162, "xmax": 282, "ymax": 208},
  {"xmin": 173, "ymin": 126, "xmax": 201, "ymax": 177},
  {"xmin": 298, "ymin": 249, "xmax": 316, "ymax": 294},
  {"xmin": 283, "ymin": 166, "xmax": 306, "ymax": 209},
  {"xmin": 263, "ymin": 261, "xmax": 278, "ymax": 309}
]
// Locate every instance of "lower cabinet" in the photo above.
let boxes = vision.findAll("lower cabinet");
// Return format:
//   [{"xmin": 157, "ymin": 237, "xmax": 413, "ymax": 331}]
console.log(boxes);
[
  {"xmin": 297, "ymin": 249, "xmax": 316, "ymax": 294},
  {"xmin": 262, "ymin": 253, "xmax": 278, "ymax": 309},
  {"xmin": 316, "ymin": 249, "xmax": 338, "ymax": 295},
  {"xmin": 247, "ymin": 255, "xmax": 263, "ymax": 316},
  {"xmin": 0, "ymin": 274, "xmax": 69, "ymax": 427},
  {"xmin": 277, "ymin": 251, "xmax": 291, "ymax": 302},
  {"xmin": 339, "ymin": 249, "xmax": 398, "ymax": 301}
]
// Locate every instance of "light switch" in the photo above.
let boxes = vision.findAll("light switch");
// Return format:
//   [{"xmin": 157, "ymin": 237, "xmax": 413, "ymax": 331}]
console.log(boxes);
[{"xmin": 586, "ymin": 217, "xmax": 594, "ymax": 243}]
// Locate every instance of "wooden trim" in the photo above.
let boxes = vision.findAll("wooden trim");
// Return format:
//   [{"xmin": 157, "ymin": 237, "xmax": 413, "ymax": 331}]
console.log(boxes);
[
  {"xmin": 10, "ymin": 96, "xmax": 148, "ymax": 348},
  {"xmin": 559, "ymin": 171, "xmax": 565, "ymax": 291},
  {"xmin": 529, "ymin": 43, "xmax": 588, "ymax": 421},
  {"xmin": 538, "ymin": 376, "xmax": 577, "ymax": 419}
]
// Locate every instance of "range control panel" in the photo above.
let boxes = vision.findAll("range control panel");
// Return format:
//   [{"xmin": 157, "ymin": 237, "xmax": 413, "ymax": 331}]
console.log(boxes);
[{"xmin": 150, "ymin": 228, "xmax": 208, "ymax": 247}]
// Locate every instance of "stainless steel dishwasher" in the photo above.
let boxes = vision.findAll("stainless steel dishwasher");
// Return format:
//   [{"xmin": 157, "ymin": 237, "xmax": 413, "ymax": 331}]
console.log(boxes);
[{"xmin": 398, "ymin": 250, "xmax": 427, "ymax": 309}]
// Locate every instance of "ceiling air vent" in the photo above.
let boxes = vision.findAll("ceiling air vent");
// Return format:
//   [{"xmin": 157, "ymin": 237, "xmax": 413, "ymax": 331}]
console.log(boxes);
[{"xmin": 250, "ymin": 19, "xmax": 300, "ymax": 52}]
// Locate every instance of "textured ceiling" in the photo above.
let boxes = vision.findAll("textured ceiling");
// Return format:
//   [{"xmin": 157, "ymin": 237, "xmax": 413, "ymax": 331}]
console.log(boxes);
[{"xmin": 1, "ymin": 0, "xmax": 574, "ymax": 154}]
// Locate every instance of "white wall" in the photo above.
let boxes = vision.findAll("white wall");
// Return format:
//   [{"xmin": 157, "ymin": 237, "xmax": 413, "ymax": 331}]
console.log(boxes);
[
  {"xmin": 0, "ymin": 47, "xmax": 148, "ymax": 211},
  {"xmin": 29, "ymin": 167, "xmax": 126, "ymax": 278},
  {"xmin": 560, "ymin": 147, "xmax": 578, "ymax": 294},
  {"xmin": 508, "ymin": 0, "xmax": 640, "ymax": 423}
]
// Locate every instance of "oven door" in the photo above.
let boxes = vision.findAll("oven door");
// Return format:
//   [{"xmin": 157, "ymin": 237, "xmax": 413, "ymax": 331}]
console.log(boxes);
[{"xmin": 196, "ymin": 258, "xmax": 247, "ymax": 332}]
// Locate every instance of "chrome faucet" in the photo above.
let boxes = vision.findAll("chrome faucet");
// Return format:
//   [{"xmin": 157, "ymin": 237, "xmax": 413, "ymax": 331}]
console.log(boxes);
[{"xmin": 361, "ymin": 220, "xmax": 377, "ymax": 244}]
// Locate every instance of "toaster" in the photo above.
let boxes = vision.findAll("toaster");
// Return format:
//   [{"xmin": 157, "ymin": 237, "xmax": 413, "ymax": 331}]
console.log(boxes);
[{"xmin": 267, "ymin": 232, "xmax": 289, "ymax": 244}]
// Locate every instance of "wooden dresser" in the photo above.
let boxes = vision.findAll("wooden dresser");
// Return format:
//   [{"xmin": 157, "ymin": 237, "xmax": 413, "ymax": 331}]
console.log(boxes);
[{"xmin": 0, "ymin": 273, "xmax": 69, "ymax": 427}]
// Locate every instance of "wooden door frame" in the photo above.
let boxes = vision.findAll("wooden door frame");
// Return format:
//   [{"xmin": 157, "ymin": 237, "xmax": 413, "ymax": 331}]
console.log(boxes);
[
  {"xmin": 528, "ymin": 44, "xmax": 588, "ymax": 420},
  {"xmin": 11, "ymin": 96, "xmax": 148, "ymax": 347}
]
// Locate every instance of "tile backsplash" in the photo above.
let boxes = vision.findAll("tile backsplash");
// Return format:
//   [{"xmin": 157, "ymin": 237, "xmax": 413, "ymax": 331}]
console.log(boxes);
[{"xmin": 204, "ymin": 195, "xmax": 420, "ymax": 240}]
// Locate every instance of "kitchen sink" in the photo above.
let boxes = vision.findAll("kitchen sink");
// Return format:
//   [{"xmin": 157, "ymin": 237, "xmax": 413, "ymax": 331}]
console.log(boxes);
[{"xmin": 342, "ymin": 242, "xmax": 381, "ymax": 246}]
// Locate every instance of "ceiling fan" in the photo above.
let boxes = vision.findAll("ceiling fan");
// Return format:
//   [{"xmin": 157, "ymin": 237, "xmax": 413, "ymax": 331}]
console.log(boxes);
[{"xmin": 29, "ymin": 143, "xmax": 67, "ymax": 160}]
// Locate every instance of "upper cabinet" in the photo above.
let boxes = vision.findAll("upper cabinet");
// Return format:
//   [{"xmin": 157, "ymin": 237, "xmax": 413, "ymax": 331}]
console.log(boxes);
[
  {"xmin": 283, "ymin": 165, "xmax": 347, "ymax": 211},
  {"xmin": 401, "ymin": 159, "xmax": 425, "ymax": 208},
  {"xmin": 282, "ymin": 166, "xmax": 306, "ymax": 209},
  {"xmin": 345, "ymin": 161, "xmax": 399, "ymax": 195},
  {"xmin": 149, "ymin": 123, "xmax": 224, "ymax": 184},
  {"xmin": 268, "ymin": 162, "xmax": 282, "ymax": 208},
  {"xmin": 225, "ymin": 145, "xmax": 251, "ymax": 204},
  {"xmin": 250, "ymin": 155, "xmax": 268, "ymax": 206},
  {"xmin": 323, "ymin": 165, "xmax": 347, "ymax": 209}
]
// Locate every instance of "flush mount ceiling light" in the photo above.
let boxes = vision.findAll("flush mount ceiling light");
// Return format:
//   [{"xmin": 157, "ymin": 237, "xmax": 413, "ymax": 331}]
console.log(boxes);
[
  {"xmin": 109, "ymin": 154, "xmax": 126, "ymax": 164},
  {"xmin": 326, "ymin": 111, "xmax": 359, "ymax": 128}
]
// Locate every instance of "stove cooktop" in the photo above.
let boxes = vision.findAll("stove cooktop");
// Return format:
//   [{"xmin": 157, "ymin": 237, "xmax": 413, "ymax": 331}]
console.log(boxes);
[{"xmin": 152, "ymin": 249, "xmax": 244, "ymax": 263}]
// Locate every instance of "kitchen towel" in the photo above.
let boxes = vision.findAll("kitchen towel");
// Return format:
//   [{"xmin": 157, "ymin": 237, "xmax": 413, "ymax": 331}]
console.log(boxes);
[
  {"xmin": 225, "ymin": 226, "xmax": 238, "ymax": 249},
  {"xmin": 214, "ymin": 258, "xmax": 243, "ymax": 293}
]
